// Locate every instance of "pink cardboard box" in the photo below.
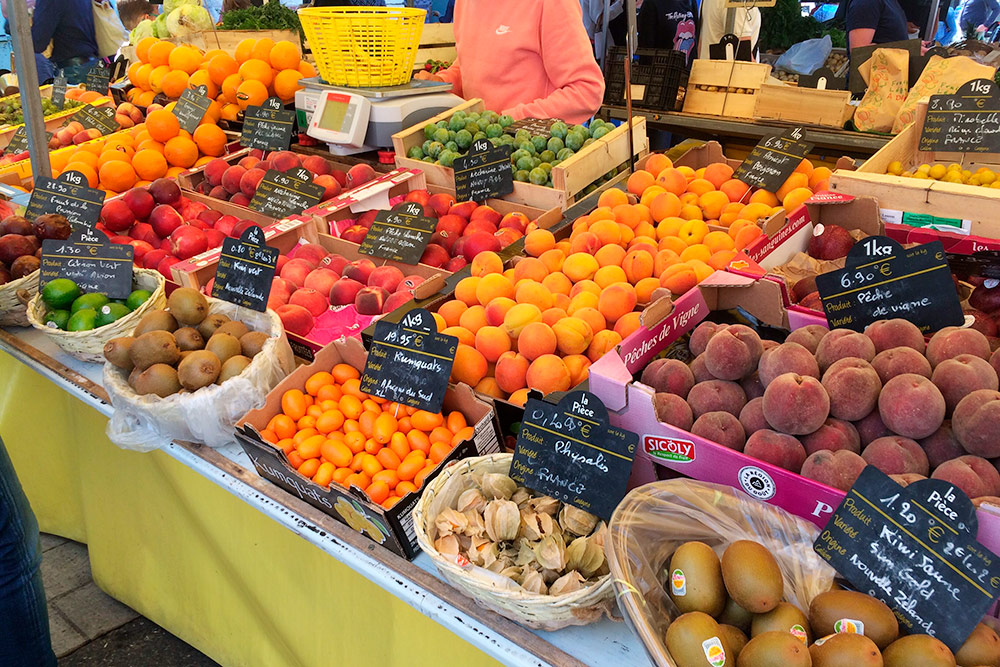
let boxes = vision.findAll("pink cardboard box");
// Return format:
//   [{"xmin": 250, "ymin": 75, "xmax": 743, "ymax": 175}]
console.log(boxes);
[{"xmin": 884, "ymin": 223, "xmax": 1000, "ymax": 254}]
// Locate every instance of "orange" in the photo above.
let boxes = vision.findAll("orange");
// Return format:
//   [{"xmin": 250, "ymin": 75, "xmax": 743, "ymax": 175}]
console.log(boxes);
[
  {"xmin": 98, "ymin": 160, "xmax": 137, "ymax": 192},
  {"xmin": 127, "ymin": 62, "xmax": 143, "ymax": 87},
  {"xmin": 273, "ymin": 69, "xmax": 304, "ymax": 102},
  {"xmin": 234, "ymin": 38, "xmax": 256, "ymax": 64},
  {"xmin": 238, "ymin": 58, "xmax": 273, "ymax": 87},
  {"xmin": 222, "ymin": 73, "xmax": 242, "ymax": 103},
  {"xmin": 137, "ymin": 138, "xmax": 165, "ymax": 153},
  {"xmin": 148, "ymin": 40, "xmax": 174, "ymax": 67},
  {"xmin": 168, "ymin": 45, "xmax": 202, "ymax": 75},
  {"xmin": 192, "ymin": 123, "xmax": 226, "ymax": 157},
  {"xmin": 188, "ymin": 70, "xmax": 218, "ymax": 99},
  {"xmin": 160, "ymin": 70, "xmax": 189, "ymax": 99},
  {"xmin": 136, "ymin": 36, "xmax": 157, "ymax": 63},
  {"xmin": 63, "ymin": 162, "xmax": 98, "ymax": 188},
  {"xmin": 66, "ymin": 150, "xmax": 98, "ymax": 170},
  {"xmin": 146, "ymin": 109, "xmax": 180, "ymax": 142},
  {"xmin": 164, "ymin": 136, "xmax": 199, "ymax": 168},
  {"xmin": 236, "ymin": 79, "xmax": 268, "ymax": 111},
  {"xmin": 250, "ymin": 38, "xmax": 275, "ymax": 62},
  {"xmin": 136, "ymin": 90, "xmax": 156, "ymax": 107},
  {"xmin": 208, "ymin": 53, "xmax": 239, "ymax": 87},
  {"xmin": 132, "ymin": 148, "xmax": 168, "ymax": 180},
  {"xmin": 97, "ymin": 150, "xmax": 131, "ymax": 169},
  {"xmin": 148, "ymin": 65, "xmax": 170, "ymax": 93},
  {"xmin": 221, "ymin": 103, "xmax": 240, "ymax": 122},
  {"xmin": 298, "ymin": 61, "xmax": 317, "ymax": 78},
  {"xmin": 269, "ymin": 41, "xmax": 301, "ymax": 70}
]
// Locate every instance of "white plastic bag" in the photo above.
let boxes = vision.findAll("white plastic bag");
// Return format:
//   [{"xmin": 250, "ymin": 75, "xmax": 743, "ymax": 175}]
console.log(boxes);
[
  {"xmin": 775, "ymin": 34, "xmax": 832, "ymax": 75},
  {"xmin": 104, "ymin": 301, "xmax": 295, "ymax": 452},
  {"xmin": 93, "ymin": 0, "xmax": 129, "ymax": 58}
]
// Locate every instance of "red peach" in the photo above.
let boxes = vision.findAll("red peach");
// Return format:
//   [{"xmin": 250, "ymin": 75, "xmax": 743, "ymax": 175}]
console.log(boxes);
[
  {"xmin": 289, "ymin": 288, "xmax": 328, "ymax": 317},
  {"xmin": 367, "ymin": 265, "xmax": 404, "ymax": 292},
  {"xmin": 329, "ymin": 278, "xmax": 365, "ymax": 306},
  {"xmin": 303, "ymin": 268, "xmax": 339, "ymax": 296},
  {"xmin": 355, "ymin": 286, "xmax": 387, "ymax": 315},
  {"xmin": 276, "ymin": 304, "xmax": 314, "ymax": 336},
  {"xmin": 279, "ymin": 258, "xmax": 313, "ymax": 288},
  {"xmin": 343, "ymin": 259, "xmax": 376, "ymax": 284},
  {"xmin": 221, "ymin": 165, "xmax": 247, "ymax": 195}
]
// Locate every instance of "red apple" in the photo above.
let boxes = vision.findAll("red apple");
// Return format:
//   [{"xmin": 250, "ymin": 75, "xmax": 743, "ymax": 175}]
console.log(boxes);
[
  {"xmin": 169, "ymin": 226, "xmax": 209, "ymax": 260},
  {"xmin": 102, "ymin": 199, "xmax": 135, "ymax": 232},
  {"xmin": 149, "ymin": 205, "xmax": 183, "ymax": 238},
  {"xmin": 148, "ymin": 178, "xmax": 181, "ymax": 206}
]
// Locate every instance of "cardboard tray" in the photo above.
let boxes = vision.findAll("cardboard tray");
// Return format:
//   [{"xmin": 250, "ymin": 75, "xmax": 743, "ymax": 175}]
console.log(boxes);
[{"xmin": 235, "ymin": 336, "xmax": 502, "ymax": 559}]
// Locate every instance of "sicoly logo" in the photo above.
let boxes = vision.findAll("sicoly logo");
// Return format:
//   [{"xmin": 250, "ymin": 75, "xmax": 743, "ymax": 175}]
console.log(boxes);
[{"xmin": 496, "ymin": 24, "xmax": 511, "ymax": 35}]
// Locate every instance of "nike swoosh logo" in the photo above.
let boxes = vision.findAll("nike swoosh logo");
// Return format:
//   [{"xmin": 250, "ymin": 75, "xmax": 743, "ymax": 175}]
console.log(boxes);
[{"xmin": 496, "ymin": 25, "xmax": 510, "ymax": 35}]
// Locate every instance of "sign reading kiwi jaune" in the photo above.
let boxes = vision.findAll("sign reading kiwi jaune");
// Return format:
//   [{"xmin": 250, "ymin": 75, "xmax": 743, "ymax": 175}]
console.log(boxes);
[
  {"xmin": 360, "ymin": 307, "xmax": 457, "ymax": 413},
  {"xmin": 26, "ymin": 170, "xmax": 105, "ymax": 227},
  {"xmin": 815, "ymin": 236, "xmax": 964, "ymax": 333},
  {"xmin": 84, "ymin": 62, "xmax": 109, "ymax": 95},
  {"xmin": 510, "ymin": 390, "xmax": 638, "ymax": 521},
  {"xmin": 814, "ymin": 467, "xmax": 1000, "ymax": 651},
  {"xmin": 453, "ymin": 139, "xmax": 513, "ymax": 203},
  {"xmin": 919, "ymin": 79, "xmax": 1000, "ymax": 154},
  {"xmin": 39, "ymin": 225, "xmax": 133, "ymax": 298},
  {"xmin": 211, "ymin": 225, "xmax": 278, "ymax": 311},
  {"xmin": 734, "ymin": 127, "xmax": 813, "ymax": 192},
  {"xmin": 358, "ymin": 201, "xmax": 436, "ymax": 265},
  {"xmin": 241, "ymin": 96, "xmax": 295, "ymax": 152},
  {"xmin": 73, "ymin": 105, "xmax": 119, "ymax": 136},
  {"xmin": 52, "ymin": 72, "xmax": 67, "ymax": 110},
  {"xmin": 172, "ymin": 85, "xmax": 212, "ymax": 134},
  {"xmin": 249, "ymin": 168, "xmax": 324, "ymax": 219}
]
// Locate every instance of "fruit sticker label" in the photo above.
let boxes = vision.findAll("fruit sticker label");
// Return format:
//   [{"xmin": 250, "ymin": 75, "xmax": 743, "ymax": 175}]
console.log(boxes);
[
  {"xmin": 789, "ymin": 624, "xmax": 808, "ymax": 644},
  {"xmin": 84, "ymin": 62, "xmax": 109, "ymax": 94},
  {"xmin": 249, "ymin": 169, "xmax": 324, "ymax": 220},
  {"xmin": 39, "ymin": 225, "xmax": 133, "ymax": 298},
  {"xmin": 27, "ymin": 170, "xmax": 105, "ymax": 227},
  {"xmin": 670, "ymin": 569, "xmax": 687, "ymax": 596},
  {"xmin": 920, "ymin": 79, "xmax": 1000, "ymax": 154},
  {"xmin": 211, "ymin": 225, "xmax": 278, "ymax": 312},
  {"xmin": 701, "ymin": 637, "xmax": 727, "ymax": 667},
  {"xmin": 833, "ymin": 619, "xmax": 864, "ymax": 635},
  {"xmin": 734, "ymin": 127, "xmax": 813, "ymax": 193},
  {"xmin": 814, "ymin": 467, "xmax": 1000, "ymax": 651},
  {"xmin": 359, "ymin": 201, "xmax": 436, "ymax": 265},
  {"xmin": 172, "ymin": 85, "xmax": 211, "ymax": 134},
  {"xmin": 73, "ymin": 105, "xmax": 119, "ymax": 136},
  {"xmin": 453, "ymin": 139, "xmax": 513, "ymax": 203},
  {"xmin": 241, "ymin": 97, "xmax": 295, "ymax": 152}
]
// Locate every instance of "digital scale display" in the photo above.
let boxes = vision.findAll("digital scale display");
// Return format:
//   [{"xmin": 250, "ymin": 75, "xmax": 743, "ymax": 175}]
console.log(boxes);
[{"xmin": 318, "ymin": 96, "xmax": 350, "ymax": 132}]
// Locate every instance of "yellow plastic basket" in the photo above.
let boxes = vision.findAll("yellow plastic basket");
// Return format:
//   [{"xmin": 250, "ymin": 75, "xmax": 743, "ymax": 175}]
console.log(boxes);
[{"xmin": 298, "ymin": 7, "xmax": 426, "ymax": 88}]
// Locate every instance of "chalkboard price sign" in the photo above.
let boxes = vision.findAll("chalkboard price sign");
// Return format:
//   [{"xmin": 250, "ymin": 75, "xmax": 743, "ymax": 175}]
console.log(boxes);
[
  {"xmin": 453, "ymin": 139, "xmax": 513, "ymax": 203},
  {"xmin": 816, "ymin": 235, "xmax": 964, "ymax": 333},
  {"xmin": 359, "ymin": 201, "xmax": 436, "ymax": 265},
  {"xmin": 52, "ymin": 73, "xmax": 67, "ymax": 110},
  {"xmin": 734, "ymin": 127, "xmax": 814, "ymax": 192},
  {"xmin": 84, "ymin": 62, "xmax": 109, "ymax": 95},
  {"xmin": 39, "ymin": 225, "xmax": 134, "ymax": 298},
  {"xmin": 211, "ymin": 225, "xmax": 278, "ymax": 311},
  {"xmin": 511, "ymin": 390, "xmax": 638, "ymax": 520},
  {"xmin": 241, "ymin": 97, "xmax": 295, "ymax": 152},
  {"xmin": 172, "ymin": 85, "xmax": 212, "ymax": 134},
  {"xmin": 26, "ymin": 170, "xmax": 105, "ymax": 227},
  {"xmin": 360, "ymin": 308, "xmax": 458, "ymax": 413},
  {"xmin": 920, "ymin": 79, "xmax": 1000, "ymax": 154},
  {"xmin": 248, "ymin": 169, "xmax": 324, "ymax": 219},
  {"xmin": 814, "ymin": 467, "xmax": 1000, "ymax": 651},
  {"xmin": 73, "ymin": 105, "xmax": 120, "ymax": 136},
  {"xmin": 6, "ymin": 126, "xmax": 27, "ymax": 154}
]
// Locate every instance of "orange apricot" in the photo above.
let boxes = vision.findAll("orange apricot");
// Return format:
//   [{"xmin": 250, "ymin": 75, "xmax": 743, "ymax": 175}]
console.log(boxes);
[
  {"xmin": 524, "ymin": 229, "xmax": 555, "ymax": 257},
  {"xmin": 659, "ymin": 263, "xmax": 698, "ymax": 295},
  {"xmin": 643, "ymin": 153, "xmax": 673, "ymax": 177},
  {"xmin": 781, "ymin": 187, "xmax": 813, "ymax": 214},
  {"xmin": 594, "ymin": 265, "xmax": 628, "ymax": 289},
  {"xmin": 656, "ymin": 168, "xmax": 687, "ymax": 195},
  {"xmin": 719, "ymin": 179, "xmax": 751, "ymax": 203},
  {"xmin": 563, "ymin": 354, "xmax": 592, "ymax": 386},
  {"xmin": 517, "ymin": 321, "xmax": 558, "ymax": 360},
  {"xmin": 588, "ymin": 330, "xmax": 623, "ymax": 362},
  {"xmin": 614, "ymin": 311, "xmax": 643, "ymax": 339},
  {"xmin": 562, "ymin": 252, "xmax": 600, "ymax": 282},
  {"xmin": 483, "ymin": 296, "xmax": 516, "ymax": 327},
  {"xmin": 626, "ymin": 169, "xmax": 655, "ymax": 195},
  {"xmin": 502, "ymin": 303, "xmax": 543, "ymax": 338},
  {"xmin": 470, "ymin": 251, "xmax": 503, "ymax": 277},
  {"xmin": 458, "ymin": 305, "xmax": 489, "ymax": 334},
  {"xmin": 451, "ymin": 344, "xmax": 488, "ymax": 386},
  {"xmin": 475, "ymin": 325, "xmax": 512, "ymax": 363},
  {"xmin": 541, "ymin": 272, "xmax": 573, "ymax": 296},
  {"xmin": 454, "ymin": 276, "xmax": 480, "ymax": 306},
  {"xmin": 437, "ymin": 299, "xmax": 468, "ymax": 327},
  {"xmin": 598, "ymin": 283, "xmax": 637, "ymax": 323},
  {"xmin": 552, "ymin": 317, "xmax": 595, "ymax": 355},
  {"xmin": 525, "ymin": 354, "xmax": 573, "ymax": 394},
  {"xmin": 475, "ymin": 273, "xmax": 515, "ymax": 304},
  {"xmin": 537, "ymin": 248, "xmax": 566, "ymax": 273},
  {"xmin": 541, "ymin": 307, "xmax": 568, "ymax": 327},
  {"xmin": 495, "ymin": 351, "xmax": 530, "ymax": 393},
  {"xmin": 635, "ymin": 276, "xmax": 661, "ymax": 303},
  {"xmin": 512, "ymin": 257, "xmax": 549, "ymax": 283}
]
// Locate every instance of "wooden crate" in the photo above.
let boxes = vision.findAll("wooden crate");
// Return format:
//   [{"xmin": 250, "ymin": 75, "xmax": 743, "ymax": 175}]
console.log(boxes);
[
  {"xmin": 0, "ymin": 86, "xmax": 116, "ymax": 149},
  {"xmin": 754, "ymin": 83, "xmax": 854, "ymax": 129},
  {"xmin": 683, "ymin": 60, "xmax": 771, "ymax": 119},
  {"xmin": 415, "ymin": 22, "xmax": 455, "ymax": 71},
  {"xmin": 392, "ymin": 98, "xmax": 648, "ymax": 210}
]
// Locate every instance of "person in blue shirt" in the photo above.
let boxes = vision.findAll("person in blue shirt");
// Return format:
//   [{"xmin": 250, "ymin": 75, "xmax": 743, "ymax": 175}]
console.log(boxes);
[
  {"xmin": 959, "ymin": 0, "xmax": 1000, "ymax": 35},
  {"xmin": 31, "ymin": 0, "xmax": 99, "ymax": 84},
  {"xmin": 846, "ymin": 0, "xmax": 910, "ymax": 51}
]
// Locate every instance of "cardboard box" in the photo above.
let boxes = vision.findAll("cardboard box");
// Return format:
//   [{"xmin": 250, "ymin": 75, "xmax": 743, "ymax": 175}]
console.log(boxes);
[
  {"xmin": 306, "ymin": 168, "xmax": 427, "ymax": 236},
  {"xmin": 235, "ymin": 337, "xmax": 502, "ymax": 559}
]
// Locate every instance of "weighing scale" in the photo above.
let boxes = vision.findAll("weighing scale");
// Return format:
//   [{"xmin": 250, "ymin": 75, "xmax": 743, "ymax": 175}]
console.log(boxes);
[{"xmin": 296, "ymin": 78, "xmax": 464, "ymax": 156}]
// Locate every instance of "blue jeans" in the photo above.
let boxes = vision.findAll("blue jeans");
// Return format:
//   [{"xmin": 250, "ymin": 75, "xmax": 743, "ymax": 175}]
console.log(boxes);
[
  {"xmin": 58, "ymin": 57, "xmax": 99, "ymax": 86},
  {"xmin": 0, "ymin": 436, "xmax": 56, "ymax": 667}
]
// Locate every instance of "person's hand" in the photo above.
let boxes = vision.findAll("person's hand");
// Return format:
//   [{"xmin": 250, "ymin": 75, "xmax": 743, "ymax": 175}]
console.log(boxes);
[
  {"xmin": 413, "ymin": 71, "xmax": 443, "ymax": 82},
  {"xmin": 907, "ymin": 21, "xmax": 920, "ymax": 34}
]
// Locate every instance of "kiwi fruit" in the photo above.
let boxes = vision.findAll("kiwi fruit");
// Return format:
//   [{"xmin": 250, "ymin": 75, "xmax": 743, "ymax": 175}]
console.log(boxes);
[
  {"xmin": 133, "ymin": 363, "xmax": 182, "ymax": 397},
  {"xmin": 719, "ymin": 624, "xmax": 748, "ymax": 659},
  {"xmin": 133, "ymin": 309, "xmax": 178, "ymax": 336},
  {"xmin": 215, "ymin": 320, "xmax": 249, "ymax": 339},
  {"xmin": 738, "ymin": 631, "xmax": 811, "ymax": 666},
  {"xmin": 167, "ymin": 287, "xmax": 208, "ymax": 325},
  {"xmin": 103, "ymin": 337, "xmax": 134, "ymax": 370},
  {"xmin": 177, "ymin": 350, "xmax": 221, "ymax": 390},
  {"xmin": 882, "ymin": 634, "xmax": 954, "ymax": 666},
  {"xmin": 197, "ymin": 313, "xmax": 230, "ymax": 340},
  {"xmin": 808, "ymin": 590, "xmax": 898, "ymax": 650},
  {"xmin": 719, "ymin": 597, "xmax": 754, "ymax": 633},
  {"xmin": 239, "ymin": 331, "xmax": 269, "ymax": 358},
  {"xmin": 809, "ymin": 632, "xmax": 883, "ymax": 667},
  {"xmin": 751, "ymin": 602, "xmax": 811, "ymax": 644},
  {"xmin": 956, "ymin": 623, "xmax": 1000, "ymax": 666},
  {"xmin": 174, "ymin": 327, "xmax": 205, "ymax": 351},
  {"xmin": 667, "ymin": 541, "xmax": 726, "ymax": 616},
  {"xmin": 179, "ymin": 350, "xmax": 194, "ymax": 361},
  {"xmin": 665, "ymin": 611, "xmax": 731, "ymax": 667},
  {"xmin": 721, "ymin": 541, "xmax": 783, "ymax": 614},
  {"xmin": 218, "ymin": 354, "xmax": 251, "ymax": 383},
  {"xmin": 129, "ymin": 330, "xmax": 181, "ymax": 371},
  {"xmin": 127, "ymin": 366, "xmax": 142, "ymax": 389},
  {"xmin": 205, "ymin": 333, "xmax": 242, "ymax": 365}
]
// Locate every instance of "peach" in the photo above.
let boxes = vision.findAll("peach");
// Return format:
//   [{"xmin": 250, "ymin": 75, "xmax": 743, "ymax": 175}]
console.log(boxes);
[
  {"xmin": 926, "ymin": 326, "xmax": 991, "ymax": 367},
  {"xmin": 690, "ymin": 321, "xmax": 726, "ymax": 356},
  {"xmin": 438, "ymin": 300, "xmax": 468, "ymax": 327},
  {"xmin": 739, "ymin": 397, "xmax": 768, "ymax": 436},
  {"xmin": 240, "ymin": 168, "xmax": 265, "ymax": 197},
  {"xmin": 853, "ymin": 410, "xmax": 893, "ymax": 448},
  {"xmin": 517, "ymin": 322, "xmax": 557, "ymax": 361},
  {"xmin": 484, "ymin": 297, "xmax": 515, "ymax": 327},
  {"xmin": 890, "ymin": 473, "xmax": 927, "ymax": 487},
  {"xmin": 740, "ymin": 372, "xmax": 764, "ymax": 400},
  {"xmin": 475, "ymin": 325, "xmax": 512, "ymax": 363},
  {"xmin": 690, "ymin": 354, "xmax": 715, "ymax": 383},
  {"xmin": 864, "ymin": 318, "xmax": 925, "ymax": 354},
  {"xmin": 588, "ymin": 330, "xmax": 621, "ymax": 362},
  {"xmin": 801, "ymin": 450, "xmax": 868, "ymax": 491},
  {"xmin": 821, "ymin": 357, "xmax": 882, "ymax": 422},
  {"xmin": 801, "ymin": 418, "xmax": 861, "ymax": 455},
  {"xmin": 871, "ymin": 346, "xmax": 932, "ymax": 384},
  {"xmin": 502, "ymin": 303, "xmax": 542, "ymax": 339},
  {"xmin": 515, "ymin": 281, "xmax": 554, "ymax": 311},
  {"xmin": 328, "ymin": 278, "xmax": 364, "ymax": 306},
  {"xmin": 303, "ymin": 268, "xmax": 339, "ymax": 296},
  {"xmin": 932, "ymin": 354, "xmax": 999, "ymax": 414},
  {"xmin": 564, "ymin": 354, "xmax": 591, "ymax": 386},
  {"xmin": 652, "ymin": 392, "xmax": 694, "ymax": 430},
  {"xmin": 204, "ymin": 158, "xmax": 228, "ymax": 187},
  {"xmin": 953, "ymin": 389, "xmax": 1000, "ymax": 457},
  {"xmin": 762, "ymin": 373, "xmax": 830, "ymax": 435},
  {"xmin": 367, "ymin": 265, "xmax": 404, "ymax": 293},
  {"xmin": 598, "ymin": 283, "xmax": 637, "ymax": 324},
  {"xmin": 703, "ymin": 328, "xmax": 754, "ymax": 381},
  {"xmin": 562, "ymin": 252, "xmax": 600, "ymax": 282},
  {"xmin": 919, "ymin": 423, "xmax": 965, "ymax": 469},
  {"xmin": 878, "ymin": 373, "xmax": 946, "ymax": 440},
  {"xmin": 687, "ymin": 380, "xmax": 747, "ymax": 419},
  {"xmin": 451, "ymin": 344, "xmax": 488, "ymax": 387},
  {"xmin": 758, "ymin": 342, "xmax": 819, "ymax": 387},
  {"xmin": 343, "ymin": 259, "xmax": 376, "ymax": 285},
  {"xmin": 289, "ymin": 288, "xmax": 328, "ymax": 317},
  {"xmin": 221, "ymin": 165, "xmax": 246, "ymax": 194},
  {"xmin": 526, "ymin": 354, "xmax": 572, "ymax": 394},
  {"xmin": 279, "ymin": 258, "xmax": 313, "ymax": 288},
  {"xmin": 932, "ymin": 455, "xmax": 1000, "ymax": 498},
  {"xmin": 495, "ymin": 351, "xmax": 529, "ymax": 393},
  {"xmin": 614, "ymin": 312, "xmax": 643, "ymax": 340},
  {"xmin": 458, "ymin": 305, "xmax": 488, "ymax": 333},
  {"xmin": 815, "ymin": 329, "xmax": 876, "ymax": 372},
  {"xmin": 991, "ymin": 347, "xmax": 1000, "ymax": 379},
  {"xmin": 863, "ymin": 436, "xmax": 929, "ymax": 475},
  {"xmin": 382, "ymin": 291, "xmax": 414, "ymax": 314},
  {"xmin": 641, "ymin": 359, "xmax": 696, "ymax": 398},
  {"xmin": 275, "ymin": 304, "xmax": 314, "ymax": 336},
  {"xmin": 471, "ymin": 251, "xmax": 503, "ymax": 277},
  {"xmin": 692, "ymin": 411, "xmax": 746, "ymax": 451},
  {"xmin": 785, "ymin": 324, "xmax": 829, "ymax": 354},
  {"xmin": 355, "ymin": 286, "xmax": 387, "ymax": 315},
  {"xmin": 552, "ymin": 317, "xmax": 594, "ymax": 356},
  {"xmin": 744, "ymin": 430, "xmax": 807, "ymax": 471}
]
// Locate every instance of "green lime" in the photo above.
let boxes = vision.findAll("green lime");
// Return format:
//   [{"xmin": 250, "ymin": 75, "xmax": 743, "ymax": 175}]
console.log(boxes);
[
  {"xmin": 66, "ymin": 308, "xmax": 98, "ymax": 331},
  {"xmin": 41, "ymin": 279, "xmax": 81, "ymax": 310},
  {"xmin": 529, "ymin": 167, "xmax": 548, "ymax": 185},
  {"xmin": 126, "ymin": 289, "xmax": 152, "ymax": 311},
  {"xmin": 96, "ymin": 302, "xmax": 131, "ymax": 327},
  {"xmin": 498, "ymin": 114, "xmax": 514, "ymax": 128},
  {"xmin": 43, "ymin": 309, "xmax": 70, "ymax": 330},
  {"xmin": 407, "ymin": 146, "xmax": 424, "ymax": 160},
  {"xmin": 432, "ymin": 127, "xmax": 450, "ymax": 144},
  {"xmin": 71, "ymin": 292, "xmax": 109, "ymax": 313}
]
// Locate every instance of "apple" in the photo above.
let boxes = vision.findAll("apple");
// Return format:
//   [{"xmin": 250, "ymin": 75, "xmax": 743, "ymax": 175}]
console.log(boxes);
[
  {"xmin": 149, "ymin": 205, "xmax": 183, "ymax": 238},
  {"xmin": 102, "ymin": 199, "xmax": 135, "ymax": 232},
  {"xmin": 169, "ymin": 226, "xmax": 209, "ymax": 260},
  {"xmin": 148, "ymin": 178, "xmax": 182, "ymax": 206}
]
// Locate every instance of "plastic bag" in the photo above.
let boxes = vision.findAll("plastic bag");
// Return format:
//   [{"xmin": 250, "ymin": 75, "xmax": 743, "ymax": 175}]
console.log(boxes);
[
  {"xmin": 605, "ymin": 479, "xmax": 835, "ymax": 667},
  {"xmin": 775, "ymin": 35, "xmax": 832, "ymax": 75},
  {"xmin": 104, "ymin": 301, "xmax": 295, "ymax": 452},
  {"xmin": 93, "ymin": 0, "xmax": 129, "ymax": 58}
]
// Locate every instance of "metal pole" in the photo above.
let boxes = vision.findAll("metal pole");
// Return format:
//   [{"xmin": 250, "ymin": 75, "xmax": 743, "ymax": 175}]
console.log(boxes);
[
  {"xmin": 5, "ymin": 0, "xmax": 49, "ymax": 178},
  {"xmin": 624, "ymin": 0, "xmax": 636, "ymax": 173}
]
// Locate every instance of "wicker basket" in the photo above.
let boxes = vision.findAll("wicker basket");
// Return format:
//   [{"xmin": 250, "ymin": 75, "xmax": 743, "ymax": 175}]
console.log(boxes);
[
  {"xmin": 413, "ymin": 453, "xmax": 616, "ymax": 631},
  {"xmin": 25, "ymin": 269, "xmax": 166, "ymax": 362},
  {"xmin": 0, "ymin": 269, "xmax": 38, "ymax": 327}
]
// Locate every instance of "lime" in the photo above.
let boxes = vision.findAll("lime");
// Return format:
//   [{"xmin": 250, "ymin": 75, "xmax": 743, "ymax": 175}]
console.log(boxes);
[
  {"xmin": 407, "ymin": 146, "xmax": 424, "ymax": 160},
  {"xmin": 126, "ymin": 289, "xmax": 153, "ymax": 311},
  {"xmin": 71, "ymin": 292, "xmax": 109, "ymax": 313},
  {"xmin": 96, "ymin": 302, "xmax": 131, "ymax": 327},
  {"xmin": 433, "ymin": 127, "xmax": 450, "ymax": 144},
  {"xmin": 529, "ymin": 167, "xmax": 548, "ymax": 185},
  {"xmin": 66, "ymin": 308, "xmax": 98, "ymax": 331},
  {"xmin": 423, "ymin": 123, "xmax": 438, "ymax": 140},
  {"xmin": 43, "ymin": 309, "xmax": 70, "ymax": 330},
  {"xmin": 41, "ymin": 278, "xmax": 81, "ymax": 310}
]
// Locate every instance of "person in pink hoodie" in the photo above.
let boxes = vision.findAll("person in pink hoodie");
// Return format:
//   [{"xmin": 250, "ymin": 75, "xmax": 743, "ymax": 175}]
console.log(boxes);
[{"xmin": 415, "ymin": 0, "xmax": 606, "ymax": 125}]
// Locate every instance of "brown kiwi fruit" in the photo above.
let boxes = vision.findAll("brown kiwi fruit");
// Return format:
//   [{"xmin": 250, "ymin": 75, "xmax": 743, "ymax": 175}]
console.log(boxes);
[
  {"xmin": 956, "ymin": 623, "xmax": 1000, "ymax": 667},
  {"xmin": 719, "ymin": 624, "xmax": 748, "ymax": 659},
  {"xmin": 174, "ymin": 327, "xmax": 205, "ymax": 351},
  {"xmin": 128, "ymin": 330, "xmax": 181, "ymax": 371},
  {"xmin": 739, "ymin": 631, "xmax": 811, "ymax": 666},
  {"xmin": 205, "ymin": 333, "xmax": 241, "ymax": 365},
  {"xmin": 133, "ymin": 309, "xmax": 178, "ymax": 336},
  {"xmin": 719, "ymin": 597, "xmax": 754, "ymax": 634},
  {"xmin": 177, "ymin": 350, "xmax": 221, "ymax": 390},
  {"xmin": 104, "ymin": 337, "xmax": 134, "ymax": 370},
  {"xmin": 127, "ymin": 366, "xmax": 142, "ymax": 389},
  {"xmin": 882, "ymin": 634, "xmax": 954, "ymax": 666},
  {"xmin": 167, "ymin": 287, "xmax": 209, "ymax": 325},
  {"xmin": 133, "ymin": 363, "xmax": 182, "ymax": 397},
  {"xmin": 218, "ymin": 355, "xmax": 251, "ymax": 383},
  {"xmin": 197, "ymin": 313, "xmax": 230, "ymax": 340},
  {"xmin": 809, "ymin": 632, "xmax": 883, "ymax": 667},
  {"xmin": 215, "ymin": 320, "xmax": 249, "ymax": 339},
  {"xmin": 239, "ymin": 331, "xmax": 269, "ymax": 358}
]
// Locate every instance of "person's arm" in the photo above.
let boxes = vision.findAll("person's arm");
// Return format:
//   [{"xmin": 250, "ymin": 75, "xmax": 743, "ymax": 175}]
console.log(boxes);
[
  {"xmin": 503, "ymin": 0, "xmax": 605, "ymax": 124},
  {"xmin": 428, "ymin": 59, "xmax": 463, "ymax": 96},
  {"xmin": 846, "ymin": 0, "xmax": 880, "ymax": 50},
  {"xmin": 849, "ymin": 27, "xmax": 877, "ymax": 50},
  {"xmin": 636, "ymin": 0, "xmax": 660, "ymax": 48},
  {"xmin": 30, "ymin": 0, "xmax": 58, "ymax": 54}
]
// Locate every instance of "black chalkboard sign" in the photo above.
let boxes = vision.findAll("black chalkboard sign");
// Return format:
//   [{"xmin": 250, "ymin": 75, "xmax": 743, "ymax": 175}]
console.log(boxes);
[
  {"xmin": 241, "ymin": 97, "xmax": 295, "ymax": 152},
  {"xmin": 84, "ymin": 62, "xmax": 109, "ymax": 95},
  {"xmin": 816, "ymin": 235, "xmax": 964, "ymax": 333},
  {"xmin": 248, "ymin": 168, "xmax": 324, "ymax": 219},
  {"xmin": 734, "ymin": 128, "xmax": 813, "ymax": 192},
  {"xmin": 799, "ymin": 67, "xmax": 847, "ymax": 91},
  {"xmin": 453, "ymin": 139, "xmax": 513, "ymax": 203},
  {"xmin": 211, "ymin": 225, "xmax": 278, "ymax": 311},
  {"xmin": 919, "ymin": 79, "xmax": 1000, "ymax": 155},
  {"xmin": 26, "ymin": 171, "xmax": 105, "ymax": 227},
  {"xmin": 358, "ymin": 201, "xmax": 436, "ymax": 265},
  {"xmin": 510, "ymin": 390, "xmax": 638, "ymax": 520},
  {"xmin": 172, "ymin": 85, "xmax": 211, "ymax": 134},
  {"xmin": 39, "ymin": 225, "xmax": 134, "ymax": 298},
  {"xmin": 52, "ymin": 73, "xmax": 67, "ymax": 110},
  {"xmin": 73, "ymin": 105, "xmax": 119, "ymax": 136},
  {"xmin": 814, "ymin": 467, "xmax": 1000, "ymax": 651},
  {"xmin": 360, "ymin": 308, "xmax": 458, "ymax": 413},
  {"xmin": 708, "ymin": 33, "xmax": 754, "ymax": 62},
  {"xmin": 6, "ymin": 126, "xmax": 27, "ymax": 154}
]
